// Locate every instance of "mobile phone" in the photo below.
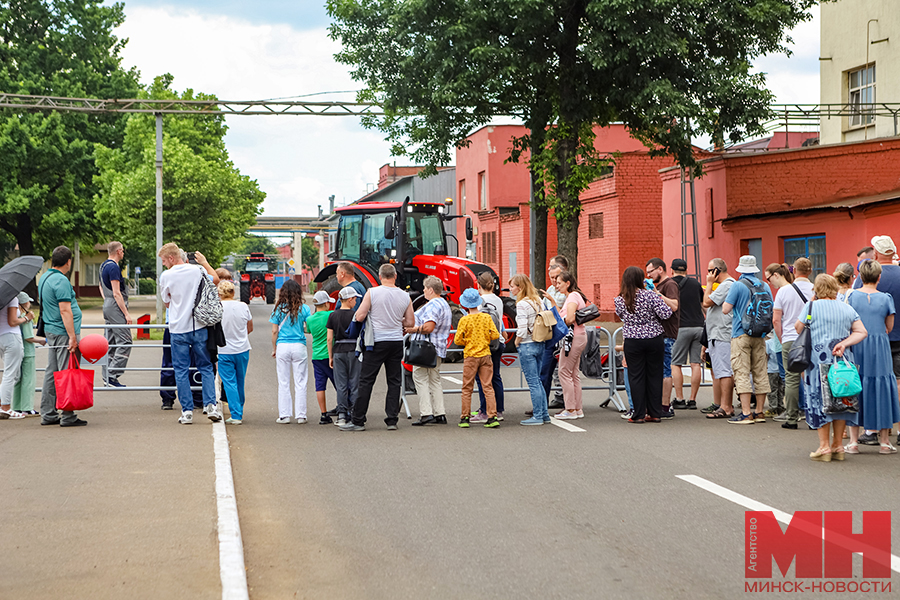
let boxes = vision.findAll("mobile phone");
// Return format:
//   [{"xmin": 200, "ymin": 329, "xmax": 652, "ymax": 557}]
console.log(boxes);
[
  {"xmin": 187, "ymin": 252, "xmax": 197, "ymax": 264},
  {"xmin": 712, "ymin": 267, "xmax": 720, "ymax": 276}
]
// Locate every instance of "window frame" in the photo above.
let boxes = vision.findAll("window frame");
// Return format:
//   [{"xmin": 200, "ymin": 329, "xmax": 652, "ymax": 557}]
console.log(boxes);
[
  {"xmin": 848, "ymin": 63, "xmax": 876, "ymax": 129},
  {"xmin": 784, "ymin": 235, "xmax": 827, "ymax": 279}
]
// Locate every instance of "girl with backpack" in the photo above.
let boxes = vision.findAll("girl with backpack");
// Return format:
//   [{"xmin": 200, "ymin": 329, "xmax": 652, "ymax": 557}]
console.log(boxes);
[
  {"xmin": 269, "ymin": 279, "xmax": 313, "ymax": 424},
  {"xmin": 509, "ymin": 274, "xmax": 548, "ymax": 426}
]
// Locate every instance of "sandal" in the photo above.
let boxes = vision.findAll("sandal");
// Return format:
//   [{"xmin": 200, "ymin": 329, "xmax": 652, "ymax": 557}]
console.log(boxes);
[
  {"xmin": 830, "ymin": 447, "xmax": 845, "ymax": 461},
  {"xmin": 879, "ymin": 443, "xmax": 898, "ymax": 455},
  {"xmin": 706, "ymin": 408, "xmax": 734, "ymax": 419},
  {"xmin": 0, "ymin": 409, "xmax": 25, "ymax": 420},
  {"xmin": 844, "ymin": 443, "xmax": 860, "ymax": 454},
  {"xmin": 810, "ymin": 449, "xmax": 832, "ymax": 462}
]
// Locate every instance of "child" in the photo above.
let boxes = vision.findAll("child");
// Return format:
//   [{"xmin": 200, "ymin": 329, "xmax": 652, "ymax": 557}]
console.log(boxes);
[
  {"xmin": 306, "ymin": 290, "xmax": 336, "ymax": 424},
  {"xmin": 453, "ymin": 288, "xmax": 500, "ymax": 428},
  {"xmin": 327, "ymin": 286, "xmax": 362, "ymax": 427},
  {"xmin": 217, "ymin": 281, "xmax": 252, "ymax": 425},
  {"xmin": 270, "ymin": 279, "xmax": 313, "ymax": 424},
  {"xmin": 12, "ymin": 292, "xmax": 44, "ymax": 416},
  {"xmin": 765, "ymin": 332, "xmax": 784, "ymax": 416}
]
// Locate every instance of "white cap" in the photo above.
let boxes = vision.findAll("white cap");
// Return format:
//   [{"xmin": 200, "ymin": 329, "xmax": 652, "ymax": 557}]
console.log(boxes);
[
  {"xmin": 339, "ymin": 286, "xmax": 361, "ymax": 300},
  {"xmin": 871, "ymin": 235, "xmax": 897, "ymax": 256},
  {"xmin": 313, "ymin": 291, "xmax": 334, "ymax": 305}
]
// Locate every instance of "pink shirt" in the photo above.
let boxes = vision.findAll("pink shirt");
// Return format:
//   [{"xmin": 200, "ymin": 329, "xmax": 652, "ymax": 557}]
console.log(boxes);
[{"xmin": 565, "ymin": 292, "xmax": 587, "ymax": 335}]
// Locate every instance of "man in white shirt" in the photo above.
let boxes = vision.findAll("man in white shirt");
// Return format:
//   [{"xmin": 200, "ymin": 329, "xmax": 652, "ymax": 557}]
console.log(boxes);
[
  {"xmin": 158, "ymin": 243, "xmax": 221, "ymax": 425},
  {"xmin": 773, "ymin": 257, "xmax": 814, "ymax": 429}
]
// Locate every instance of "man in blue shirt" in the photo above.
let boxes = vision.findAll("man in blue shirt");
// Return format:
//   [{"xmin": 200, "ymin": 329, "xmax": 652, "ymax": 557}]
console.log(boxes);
[
  {"xmin": 723, "ymin": 255, "xmax": 772, "ymax": 425},
  {"xmin": 99, "ymin": 241, "xmax": 131, "ymax": 387},
  {"xmin": 335, "ymin": 262, "xmax": 367, "ymax": 311},
  {"xmin": 39, "ymin": 246, "xmax": 86, "ymax": 427}
]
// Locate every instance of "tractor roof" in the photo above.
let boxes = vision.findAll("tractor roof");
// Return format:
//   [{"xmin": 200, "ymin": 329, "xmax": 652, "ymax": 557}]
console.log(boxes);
[{"xmin": 334, "ymin": 200, "xmax": 445, "ymax": 213}]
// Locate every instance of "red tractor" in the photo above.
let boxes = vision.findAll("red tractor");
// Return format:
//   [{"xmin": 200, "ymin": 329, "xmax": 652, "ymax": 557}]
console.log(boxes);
[
  {"xmin": 314, "ymin": 196, "xmax": 518, "ymax": 354},
  {"xmin": 240, "ymin": 252, "xmax": 276, "ymax": 304}
]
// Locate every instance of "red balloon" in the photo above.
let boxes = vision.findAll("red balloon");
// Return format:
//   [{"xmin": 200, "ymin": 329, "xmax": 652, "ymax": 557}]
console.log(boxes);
[{"xmin": 80, "ymin": 334, "xmax": 109, "ymax": 364}]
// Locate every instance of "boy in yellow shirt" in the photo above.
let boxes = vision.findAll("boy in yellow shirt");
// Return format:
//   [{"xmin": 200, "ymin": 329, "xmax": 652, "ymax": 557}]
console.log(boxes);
[{"xmin": 454, "ymin": 288, "xmax": 500, "ymax": 428}]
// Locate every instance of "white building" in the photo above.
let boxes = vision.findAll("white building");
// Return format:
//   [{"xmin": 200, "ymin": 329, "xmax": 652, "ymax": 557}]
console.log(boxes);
[{"xmin": 820, "ymin": 0, "xmax": 897, "ymax": 144}]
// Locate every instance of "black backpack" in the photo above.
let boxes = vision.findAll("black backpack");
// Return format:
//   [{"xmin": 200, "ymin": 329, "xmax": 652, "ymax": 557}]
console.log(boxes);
[{"xmin": 739, "ymin": 279, "xmax": 774, "ymax": 337}]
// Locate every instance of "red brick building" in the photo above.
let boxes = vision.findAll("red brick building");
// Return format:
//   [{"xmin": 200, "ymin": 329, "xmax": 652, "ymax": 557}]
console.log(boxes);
[{"xmin": 456, "ymin": 124, "xmax": 676, "ymax": 318}]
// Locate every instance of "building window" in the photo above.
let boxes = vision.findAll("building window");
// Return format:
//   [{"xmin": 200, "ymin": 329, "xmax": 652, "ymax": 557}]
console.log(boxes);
[
  {"xmin": 478, "ymin": 171, "xmax": 487, "ymax": 210},
  {"xmin": 83, "ymin": 262, "xmax": 100, "ymax": 286},
  {"xmin": 849, "ymin": 64, "xmax": 875, "ymax": 127},
  {"xmin": 589, "ymin": 213, "xmax": 604, "ymax": 239},
  {"xmin": 459, "ymin": 180, "xmax": 466, "ymax": 215},
  {"xmin": 481, "ymin": 231, "xmax": 497, "ymax": 264},
  {"xmin": 784, "ymin": 235, "xmax": 826, "ymax": 279}
]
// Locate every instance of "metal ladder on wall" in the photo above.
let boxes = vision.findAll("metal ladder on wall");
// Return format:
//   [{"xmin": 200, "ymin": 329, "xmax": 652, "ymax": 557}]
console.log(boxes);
[{"xmin": 680, "ymin": 167, "xmax": 701, "ymax": 281}]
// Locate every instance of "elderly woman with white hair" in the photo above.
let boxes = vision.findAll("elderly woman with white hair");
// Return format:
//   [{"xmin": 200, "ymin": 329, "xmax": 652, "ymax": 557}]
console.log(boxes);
[
  {"xmin": 217, "ymin": 280, "xmax": 253, "ymax": 424},
  {"xmin": 404, "ymin": 275, "xmax": 452, "ymax": 426}
]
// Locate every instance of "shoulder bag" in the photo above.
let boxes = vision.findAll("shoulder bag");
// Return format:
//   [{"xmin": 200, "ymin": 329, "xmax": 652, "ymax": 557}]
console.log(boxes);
[
  {"xmin": 575, "ymin": 303, "xmax": 600, "ymax": 325},
  {"xmin": 193, "ymin": 273, "xmax": 223, "ymax": 326},
  {"xmin": 785, "ymin": 306, "xmax": 812, "ymax": 373},
  {"xmin": 406, "ymin": 332, "xmax": 437, "ymax": 368}
]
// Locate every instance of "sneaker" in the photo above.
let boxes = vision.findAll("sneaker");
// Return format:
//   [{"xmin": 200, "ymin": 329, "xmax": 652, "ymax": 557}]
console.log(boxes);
[
  {"xmin": 433, "ymin": 415, "xmax": 448, "ymax": 424},
  {"xmin": 275, "ymin": 416, "xmax": 291, "ymax": 424},
  {"xmin": 575, "ymin": 410, "xmax": 584, "ymax": 418},
  {"xmin": 386, "ymin": 424, "xmax": 398, "ymax": 430},
  {"xmin": 319, "ymin": 414, "xmax": 333, "ymax": 425},
  {"xmin": 520, "ymin": 417, "xmax": 544, "ymax": 426},
  {"xmin": 339, "ymin": 422, "xmax": 365, "ymax": 431},
  {"xmin": 202, "ymin": 405, "xmax": 209, "ymax": 415},
  {"xmin": 555, "ymin": 410, "xmax": 578, "ymax": 420},
  {"xmin": 225, "ymin": 418, "xmax": 242, "ymax": 425},
  {"xmin": 685, "ymin": 400, "xmax": 697, "ymax": 410},
  {"xmin": 763, "ymin": 409, "xmax": 782, "ymax": 418},
  {"xmin": 700, "ymin": 403, "xmax": 720, "ymax": 414},
  {"xmin": 207, "ymin": 405, "xmax": 222, "ymax": 422},
  {"xmin": 773, "ymin": 413, "xmax": 790, "ymax": 422},
  {"xmin": 728, "ymin": 412, "xmax": 755, "ymax": 425},
  {"xmin": 469, "ymin": 412, "xmax": 488, "ymax": 424},
  {"xmin": 296, "ymin": 418, "xmax": 308, "ymax": 424},
  {"xmin": 336, "ymin": 418, "xmax": 347, "ymax": 427},
  {"xmin": 753, "ymin": 412, "xmax": 766, "ymax": 423},
  {"xmin": 458, "ymin": 416, "xmax": 470, "ymax": 428},
  {"xmin": 620, "ymin": 409, "xmax": 633, "ymax": 420},
  {"xmin": 178, "ymin": 411, "xmax": 193, "ymax": 425},
  {"xmin": 497, "ymin": 412, "xmax": 504, "ymax": 421},
  {"xmin": 484, "ymin": 417, "xmax": 499, "ymax": 428},
  {"xmin": 671, "ymin": 399, "xmax": 687, "ymax": 410},
  {"xmin": 107, "ymin": 378, "xmax": 125, "ymax": 388},
  {"xmin": 859, "ymin": 432, "xmax": 879, "ymax": 445},
  {"xmin": 661, "ymin": 406, "xmax": 675, "ymax": 420}
]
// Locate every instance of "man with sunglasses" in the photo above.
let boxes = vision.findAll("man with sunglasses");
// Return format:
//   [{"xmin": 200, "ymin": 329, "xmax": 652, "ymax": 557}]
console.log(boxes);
[
  {"xmin": 542, "ymin": 255, "xmax": 568, "ymax": 409},
  {"xmin": 646, "ymin": 258, "xmax": 680, "ymax": 419}
]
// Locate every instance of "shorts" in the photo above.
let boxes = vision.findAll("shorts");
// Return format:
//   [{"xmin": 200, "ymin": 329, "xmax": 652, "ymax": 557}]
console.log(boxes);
[
  {"xmin": 312, "ymin": 358, "xmax": 334, "ymax": 392},
  {"xmin": 708, "ymin": 339, "xmax": 733, "ymax": 379},
  {"xmin": 672, "ymin": 327, "xmax": 704, "ymax": 366},
  {"xmin": 891, "ymin": 341, "xmax": 900, "ymax": 378},
  {"xmin": 730, "ymin": 334, "xmax": 770, "ymax": 396},
  {"xmin": 663, "ymin": 337, "xmax": 676, "ymax": 378}
]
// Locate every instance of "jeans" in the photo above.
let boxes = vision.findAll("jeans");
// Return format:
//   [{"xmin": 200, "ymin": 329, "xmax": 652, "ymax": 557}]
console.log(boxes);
[
  {"xmin": 624, "ymin": 336, "xmax": 664, "ymax": 420},
  {"xmin": 477, "ymin": 347, "xmax": 505, "ymax": 414},
  {"xmin": 333, "ymin": 351, "xmax": 361, "ymax": 418},
  {"xmin": 352, "ymin": 341, "xmax": 403, "ymax": 427},
  {"xmin": 624, "ymin": 366, "xmax": 633, "ymax": 410},
  {"xmin": 540, "ymin": 342, "xmax": 558, "ymax": 400},
  {"xmin": 218, "ymin": 351, "xmax": 249, "ymax": 420},
  {"xmin": 171, "ymin": 328, "xmax": 216, "ymax": 413},
  {"xmin": 519, "ymin": 341, "xmax": 547, "ymax": 420},
  {"xmin": 663, "ymin": 337, "xmax": 676, "ymax": 378}
]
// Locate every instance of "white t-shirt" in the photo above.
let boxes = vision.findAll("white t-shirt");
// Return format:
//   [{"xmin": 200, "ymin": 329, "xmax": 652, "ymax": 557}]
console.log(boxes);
[
  {"xmin": 0, "ymin": 298, "xmax": 20, "ymax": 337},
  {"xmin": 160, "ymin": 264, "xmax": 206, "ymax": 334},
  {"xmin": 773, "ymin": 279, "xmax": 814, "ymax": 343},
  {"xmin": 221, "ymin": 301, "xmax": 252, "ymax": 354}
]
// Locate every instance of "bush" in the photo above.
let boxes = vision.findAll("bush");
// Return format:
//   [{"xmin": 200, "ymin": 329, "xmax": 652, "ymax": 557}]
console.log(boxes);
[{"xmin": 137, "ymin": 278, "xmax": 156, "ymax": 295}]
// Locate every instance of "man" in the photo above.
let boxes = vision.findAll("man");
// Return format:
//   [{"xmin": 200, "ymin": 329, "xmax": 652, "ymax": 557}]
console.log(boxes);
[
  {"xmin": 857, "ymin": 246, "xmax": 875, "ymax": 262},
  {"xmin": 702, "ymin": 258, "xmax": 735, "ymax": 417},
  {"xmin": 39, "ymin": 246, "xmax": 86, "ymax": 427},
  {"xmin": 99, "ymin": 241, "xmax": 131, "ymax": 387},
  {"xmin": 340, "ymin": 263, "xmax": 414, "ymax": 431},
  {"xmin": 646, "ymin": 258, "xmax": 680, "ymax": 419},
  {"xmin": 722, "ymin": 255, "xmax": 772, "ymax": 424},
  {"xmin": 158, "ymin": 243, "xmax": 221, "ymax": 424},
  {"xmin": 542, "ymin": 255, "xmax": 567, "ymax": 409},
  {"xmin": 335, "ymin": 262, "xmax": 366, "ymax": 311},
  {"xmin": 670, "ymin": 259, "xmax": 705, "ymax": 410},
  {"xmin": 773, "ymin": 257, "xmax": 814, "ymax": 429}
]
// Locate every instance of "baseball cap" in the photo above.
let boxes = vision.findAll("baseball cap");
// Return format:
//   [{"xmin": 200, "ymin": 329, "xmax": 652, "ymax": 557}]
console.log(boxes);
[
  {"xmin": 670, "ymin": 259, "xmax": 688, "ymax": 272},
  {"xmin": 16, "ymin": 291, "xmax": 33, "ymax": 304},
  {"xmin": 339, "ymin": 286, "xmax": 361, "ymax": 300},
  {"xmin": 313, "ymin": 291, "xmax": 334, "ymax": 305},
  {"xmin": 871, "ymin": 235, "xmax": 897, "ymax": 256}
]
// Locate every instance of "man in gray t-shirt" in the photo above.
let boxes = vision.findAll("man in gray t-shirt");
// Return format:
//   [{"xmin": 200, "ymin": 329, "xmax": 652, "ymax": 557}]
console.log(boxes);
[{"xmin": 701, "ymin": 258, "xmax": 735, "ymax": 416}]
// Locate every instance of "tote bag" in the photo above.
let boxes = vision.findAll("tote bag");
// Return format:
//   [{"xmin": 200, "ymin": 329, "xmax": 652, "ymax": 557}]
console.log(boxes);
[
  {"xmin": 406, "ymin": 334, "xmax": 437, "ymax": 368},
  {"xmin": 54, "ymin": 354, "xmax": 94, "ymax": 411}
]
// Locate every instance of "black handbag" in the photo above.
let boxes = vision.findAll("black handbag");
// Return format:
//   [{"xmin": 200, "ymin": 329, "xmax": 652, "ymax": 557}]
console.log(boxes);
[
  {"xmin": 406, "ymin": 334, "xmax": 437, "ymax": 368},
  {"xmin": 786, "ymin": 307, "xmax": 812, "ymax": 373},
  {"xmin": 575, "ymin": 303, "xmax": 600, "ymax": 325}
]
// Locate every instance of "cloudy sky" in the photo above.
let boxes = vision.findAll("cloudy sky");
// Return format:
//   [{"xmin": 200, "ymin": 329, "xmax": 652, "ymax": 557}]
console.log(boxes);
[{"xmin": 112, "ymin": 1, "xmax": 820, "ymax": 220}]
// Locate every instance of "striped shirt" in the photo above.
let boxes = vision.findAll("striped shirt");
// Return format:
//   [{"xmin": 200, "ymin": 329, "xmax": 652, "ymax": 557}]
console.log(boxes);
[{"xmin": 415, "ymin": 297, "xmax": 452, "ymax": 359}]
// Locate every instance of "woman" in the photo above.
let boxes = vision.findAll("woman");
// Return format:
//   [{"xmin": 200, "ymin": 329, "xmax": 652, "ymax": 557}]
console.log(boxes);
[
  {"xmin": 474, "ymin": 271, "xmax": 505, "ymax": 422},
  {"xmin": 0, "ymin": 294, "xmax": 30, "ymax": 419},
  {"xmin": 833, "ymin": 262, "xmax": 855, "ymax": 300},
  {"xmin": 845, "ymin": 260, "xmax": 900, "ymax": 454},
  {"xmin": 763, "ymin": 263, "xmax": 792, "ymax": 417},
  {"xmin": 615, "ymin": 266, "xmax": 672, "ymax": 423},
  {"xmin": 404, "ymin": 275, "xmax": 452, "ymax": 426},
  {"xmin": 795, "ymin": 274, "xmax": 867, "ymax": 461},
  {"xmin": 764, "ymin": 262, "xmax": 793, "ymax": 289},
  {"xmin": 269, "ymin": 279, "xmax": 313, "ymax": 424},
  {"xmin": 547, "ymin": 271, "xmax": 588, "ymax": 419},
  {"xmin": 218, "ymin": 281, "xmax": 252, "ymax": 425},
  {"xmin": 510, "ymin": 274, "xmax": 548, "ymax": 426}
]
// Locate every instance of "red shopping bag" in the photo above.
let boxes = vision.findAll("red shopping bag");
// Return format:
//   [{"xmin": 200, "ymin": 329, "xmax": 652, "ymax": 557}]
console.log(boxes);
[{"xmin": 54, "ymin": 354, "xmax": 94, "ymax": 411}]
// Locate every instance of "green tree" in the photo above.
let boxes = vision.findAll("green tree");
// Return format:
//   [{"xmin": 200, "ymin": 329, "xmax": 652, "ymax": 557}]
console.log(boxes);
[
  {"xmin": 0, "ymin": 0, "xmax": 139, "ymax": 259},
  {"xmin": 328, "ymin": 0, "xmax": 816, "ymax": 277},
  {"xmin": 301, "ymin": 237, "xmax": 319, "ymax": 269},
  {"xmin": 94, "ymin": 75, "xmax": 266, "ymax": 267}
]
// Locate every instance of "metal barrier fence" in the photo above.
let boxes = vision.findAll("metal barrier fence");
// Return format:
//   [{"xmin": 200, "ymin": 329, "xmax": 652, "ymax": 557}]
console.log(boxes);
[{"xmin": 400, "ymin": 326, "xmax": 627, "ymax": 418}]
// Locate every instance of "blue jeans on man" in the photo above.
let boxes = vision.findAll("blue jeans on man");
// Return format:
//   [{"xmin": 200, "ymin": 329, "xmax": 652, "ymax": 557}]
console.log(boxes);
[
  {"xmin": 171, "ymin": 327, "xmax": 216, "ymax": 413},
  {"xmin": 519, "ymin": 342, "xmax": 548, "ymax": 421}
]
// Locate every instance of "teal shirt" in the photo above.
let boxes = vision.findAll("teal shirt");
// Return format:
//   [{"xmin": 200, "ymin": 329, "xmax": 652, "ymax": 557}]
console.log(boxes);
[
  {"xmin": 269, "ymin": 304, "xmax": 312, "ymax": 344},
  {"xmin": 20, "ymin": 320, "xmax": 36, "ymax": 358},
  {"xmin": 39, "ymin": 268, "xmax": 82, "ymax": 337}
]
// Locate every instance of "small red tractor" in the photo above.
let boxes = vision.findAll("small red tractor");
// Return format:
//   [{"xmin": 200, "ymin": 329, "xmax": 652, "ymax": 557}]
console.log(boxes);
[{"xmin": 240, "ymin": 252, "xmax": 276, "ymax": 304}]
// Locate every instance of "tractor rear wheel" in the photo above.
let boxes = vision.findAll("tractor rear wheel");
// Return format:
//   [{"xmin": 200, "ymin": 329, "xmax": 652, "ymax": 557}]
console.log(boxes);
[
  {"xmin": 240, "ymin": 281, "xmax": 250, "ymax": 304},
  {"xmin": 444, "ymin": 305, "xmax": 466, "ymax": 363},
  {"xmin": 265, "ymin": 281, "xmax": 276, "ymax": 304}
]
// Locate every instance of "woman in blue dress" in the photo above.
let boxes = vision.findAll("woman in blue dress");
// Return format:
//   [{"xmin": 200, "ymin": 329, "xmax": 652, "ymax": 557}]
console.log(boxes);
[
  {"xmin": 845, "ymin": 260, "xmax": 900, "ymax": 454},
  {"xmin": 795, "ymin": 274, "xmax": 867, "ymax": 462}
]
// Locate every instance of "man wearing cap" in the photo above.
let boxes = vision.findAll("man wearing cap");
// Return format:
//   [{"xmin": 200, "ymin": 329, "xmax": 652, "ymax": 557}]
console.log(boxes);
[
  {"xmin": 773, "ymin": 257, "xmax": 814, "ymax": 429},
  {"xmin": 404, "ymin": 275, "xmax": 452, "ymax": 426},
  {"xmin": 670, "ymin": 259, "xmax": 705, "ymax": 410},
  {"xmin": 646, "ymin": 257, "xmax": 680, "ymax": 418},
  {"xmin": 308, "ymin": 290, "xmax": 337, "ymax": 424},
  {"xmin": 328, "ymin": 286, "xmax": 363, "ymax": 426},
  {"xmin": 722, "ymin": 255, "xmax": 772, "ymax": 424}
]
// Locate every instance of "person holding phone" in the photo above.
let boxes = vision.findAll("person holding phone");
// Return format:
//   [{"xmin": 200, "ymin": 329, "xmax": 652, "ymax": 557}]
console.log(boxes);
[{"xmin": 702, "ymin": 259, "xmax": 736, "ymax": 419}]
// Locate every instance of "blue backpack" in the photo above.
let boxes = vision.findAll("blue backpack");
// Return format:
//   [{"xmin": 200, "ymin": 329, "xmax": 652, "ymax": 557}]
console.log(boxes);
[{"xmin": 739, "ymin": 279, "xmax": 774, "ymax": 337}]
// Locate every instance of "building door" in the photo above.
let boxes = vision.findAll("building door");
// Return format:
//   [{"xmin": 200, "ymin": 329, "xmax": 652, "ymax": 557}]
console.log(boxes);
[{"xmin": 747, "ymin": 238, "xmax": 762, "ymax": 272}]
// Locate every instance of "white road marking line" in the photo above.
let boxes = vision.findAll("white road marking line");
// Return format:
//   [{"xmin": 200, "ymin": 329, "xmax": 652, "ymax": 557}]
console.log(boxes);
[
  {"xmin": 549, "ymin": 417, "xmax": 586, "ymax": 432},
  {"xmin": 677, "ymin": 474, "xmax": 900, "ymax": 575},
  {"xmin": 213, "ymin": 422, "xmax": 250, "ymax": 600},
  {"xmin": 442, "ymin": 376, "xmax": 463, "ymax": 384}
]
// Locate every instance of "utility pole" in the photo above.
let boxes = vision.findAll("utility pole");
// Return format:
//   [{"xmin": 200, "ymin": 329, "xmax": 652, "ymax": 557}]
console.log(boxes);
[{"xmin": 155, "ymin": 114, "xmax": 164, "ymax": 323}]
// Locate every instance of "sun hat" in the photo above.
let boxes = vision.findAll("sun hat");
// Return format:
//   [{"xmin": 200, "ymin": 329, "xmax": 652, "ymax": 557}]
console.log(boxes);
[
  {"xmin": 313, "ymin": 290, "xmax": 334, "ymax": 305},
  {"xmin": 16, "ymin": 291, "xmax": 33, "ymax": 304},
  {"xmin": 735, "ymin": 255, "xmax": 760, "ymax": 274},
  {"xmin": 459, "ymin": 288, "xmax": 483, "ymax": 309},
  {"xmin": 871, "ymin": 235, "xmax": 897, "ymax": 256},
  {"xmin": 338, "ymin": 286, "xmax": 361, "ymax": 300}
]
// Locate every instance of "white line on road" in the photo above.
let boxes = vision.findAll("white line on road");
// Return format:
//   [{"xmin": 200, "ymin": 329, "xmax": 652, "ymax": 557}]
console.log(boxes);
[
  {"xmin": 442, "ymin": 376, "xmax": 463, "ymax": 384},
  {"xmin": 677, "ymin": 474, "xmax": 900, "ymax": 574},
  {"xmin": 549, "ymin": 417, "xmax": 586, "ymax": 432},
  {"xmin": 213, "ymin": 421, "xmax": 250, "ymax": 600}
]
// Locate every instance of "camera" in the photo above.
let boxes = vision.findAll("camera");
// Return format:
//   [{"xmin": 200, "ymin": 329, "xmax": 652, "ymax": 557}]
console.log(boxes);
[{"xmin": 187, "ymin": 252, "xmax": 198, "ymax": 264}]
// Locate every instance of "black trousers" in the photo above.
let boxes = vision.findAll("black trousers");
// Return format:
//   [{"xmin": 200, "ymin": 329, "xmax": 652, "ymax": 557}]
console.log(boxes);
[
  {"xmin": 352, "ymin": 341, "xmax": 404, "ymax": 426},
  {"xmin": 624, "ymin": 335, "xmax": 664, "ymax": 420}
]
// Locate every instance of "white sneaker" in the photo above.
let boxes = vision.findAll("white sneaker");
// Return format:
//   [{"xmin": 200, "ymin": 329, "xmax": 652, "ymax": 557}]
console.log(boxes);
[
  {"xmin": 296, "ymin": 417, "xmax": 308, "ymax": 424},
  {"xmin": 336, "ymin": 418, "xmax": 346, "ymax": 427},
  {"xmin": 202, "ymin": 405, "xmax": 209, "ymax": 414},
  {"xmin": 178, "ymin": 411, "xmax": 193, "ymax": 424},
  {"xmin": 620, "ymin": 409, "xmax": 633, "ymax": 420},
  {"xmin": 207, "ymin": 405, "xmax": 222, "ymax": 422},
  {"xmin": 275, "ymin": 416, "xmax": 290, "ymax": 424},
  {"xmin": 555, "ymin": 410, "xmax": 578, "ymax": 420}
]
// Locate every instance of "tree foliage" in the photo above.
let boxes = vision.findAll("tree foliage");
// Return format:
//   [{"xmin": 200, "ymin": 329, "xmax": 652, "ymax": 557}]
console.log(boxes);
[
  {"xmin": 328, "ymin": 0, "xmax": 817, "ymax": 276},
  {"xmin": 94, "ymin": 75, "xmax": 266, "ymax": 268},
  {"xmin": 0, "ymin": 0, "xmax": 139, "ymax": 259},
  {"xmin": 301, "ymin": 236, "xmax": 319, "ymax": 269}
]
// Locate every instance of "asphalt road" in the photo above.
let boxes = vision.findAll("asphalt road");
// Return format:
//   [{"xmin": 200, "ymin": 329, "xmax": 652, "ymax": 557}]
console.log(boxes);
[{"xmin": 2, "ymin": 300, "xmax": 899, "ymax": 599}]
